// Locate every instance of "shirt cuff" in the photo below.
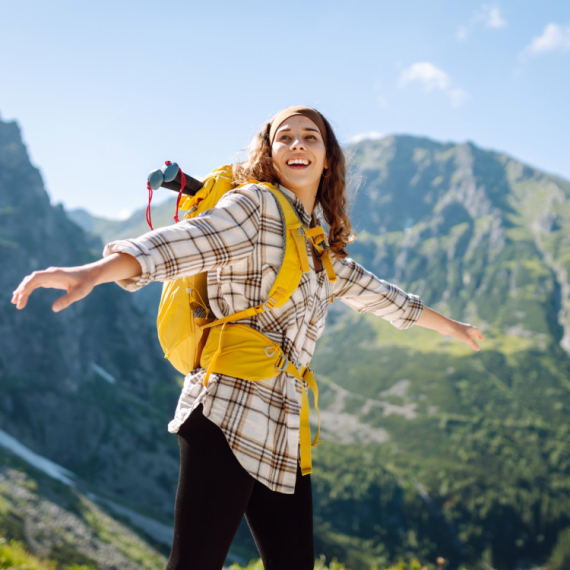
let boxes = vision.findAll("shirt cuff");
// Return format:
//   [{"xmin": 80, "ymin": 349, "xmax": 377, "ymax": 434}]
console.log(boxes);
[
  {"xmin": 102, "ymin": 239, "xmax": 156, "ymax": 291},
  {"xmin": 381, "ymin": 293, "xmax": 424, "ymax": 330}
]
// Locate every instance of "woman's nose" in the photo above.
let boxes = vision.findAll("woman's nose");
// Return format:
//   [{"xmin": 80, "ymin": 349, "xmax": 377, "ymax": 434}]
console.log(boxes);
[{"xmin": 290, "ymin": 137, "xmax": 305, "ymax": 150}]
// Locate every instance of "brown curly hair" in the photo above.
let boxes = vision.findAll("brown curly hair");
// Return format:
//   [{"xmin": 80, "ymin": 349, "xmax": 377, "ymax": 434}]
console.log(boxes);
[{"xmin": 233, "ymin": 110, "xmax": 354, "ymax": 258}]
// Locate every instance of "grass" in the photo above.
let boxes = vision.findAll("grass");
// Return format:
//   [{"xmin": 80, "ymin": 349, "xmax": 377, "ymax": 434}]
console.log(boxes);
[
  {"xmin": 0, "ymin": 538, "xmax": 97, "ymax": 570},
  {"xmin": 0, "ymin": 538, "xmax": 55, "ymax": 570},
  {"xmin": 78, "ymin": 497, "xmax": 165, "ymax": 570}
]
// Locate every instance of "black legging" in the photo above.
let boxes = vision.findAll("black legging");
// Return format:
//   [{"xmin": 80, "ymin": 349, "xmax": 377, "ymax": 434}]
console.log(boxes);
[{"xmin": 166, "ymin": 404, "xmax": 315, "ymax": 570}]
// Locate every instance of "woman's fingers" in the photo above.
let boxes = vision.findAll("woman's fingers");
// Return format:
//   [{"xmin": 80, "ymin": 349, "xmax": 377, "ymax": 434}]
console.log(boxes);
[
  {"xmin": 13, "ymin": 269, "xmax": 62, "ymax": 309},
  {"xmin": 468, "ymin": 334, "xmax": 480, "ymax": 351},
  {"xmin": 449, "ymin": 321, "xmax": 484, "ymax": 351},
  {"xmin": 12, "ymin": 267, "xmax": 86, "ymax": 311},
  {"xmin": 464, "ymin": 325, "xmax": 484, "ymax": 351}
]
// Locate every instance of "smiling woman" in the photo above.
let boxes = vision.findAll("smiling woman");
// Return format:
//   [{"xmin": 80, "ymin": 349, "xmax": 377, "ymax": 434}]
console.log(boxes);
[
  {"xmin": 272, "ymin": 115, "xmax": 328, "ymax": 207},
  {"xmin": 233, "ymin": 105, "xmax": 352, "ymax": 259},
  {"xmin": 11, "ymin": 105, "xmax": 483, "ymax": 570}
]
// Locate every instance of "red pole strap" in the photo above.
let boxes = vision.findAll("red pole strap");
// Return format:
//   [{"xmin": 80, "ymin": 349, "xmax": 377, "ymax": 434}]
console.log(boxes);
[
  {"xmin": 146, "ymin": 181, "xmax": 154, "ymax": 230},
  {"xmin": 146, "ymin": 160, "xmax": 185, "ymax": 229},
  {"xmin": 164, "ymin": 160, "xmax": 185, "ymax": 223}
]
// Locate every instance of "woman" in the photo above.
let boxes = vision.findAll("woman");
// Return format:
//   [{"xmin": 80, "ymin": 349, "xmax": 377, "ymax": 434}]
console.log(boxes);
[{"xmin": 12, "ymin": 106, "xmax": 483, "ymax": 570}]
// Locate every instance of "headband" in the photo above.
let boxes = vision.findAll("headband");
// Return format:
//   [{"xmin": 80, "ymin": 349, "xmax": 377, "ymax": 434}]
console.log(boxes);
[{"xmin": 268, "ymin": 106, "xmax": 328, "ymax": 146}]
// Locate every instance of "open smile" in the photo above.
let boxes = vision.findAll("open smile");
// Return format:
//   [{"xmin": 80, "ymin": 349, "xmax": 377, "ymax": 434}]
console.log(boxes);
[{"xmin": 286, "ymin": 158, "xmax": 311, "ymax": 169}]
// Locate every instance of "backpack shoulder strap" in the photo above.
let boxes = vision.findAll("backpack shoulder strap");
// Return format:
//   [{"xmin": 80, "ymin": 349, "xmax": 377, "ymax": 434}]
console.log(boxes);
[
  {"xmin": 259, "ymin": 183, "xmax": 312, "ymax": 304},
  {"xmin": 202, "ymin": 182, "xmax": 312, "ymax": 329}
]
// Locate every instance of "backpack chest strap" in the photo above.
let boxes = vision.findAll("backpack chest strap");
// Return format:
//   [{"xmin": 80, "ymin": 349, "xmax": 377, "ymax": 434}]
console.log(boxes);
[{"xmin": 300, "ymin": 227, "xmax": 338, "ymax": 283}]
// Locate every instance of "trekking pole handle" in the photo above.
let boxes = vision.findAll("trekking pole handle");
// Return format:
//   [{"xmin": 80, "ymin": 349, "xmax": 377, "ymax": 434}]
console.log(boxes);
[
  {"xmin": 161, "ymin": 171, "xmax": 203, "ymax": 196},
  {"xmin": 147, "ymin": 162, "xmax": 203, "ymax": 196}
]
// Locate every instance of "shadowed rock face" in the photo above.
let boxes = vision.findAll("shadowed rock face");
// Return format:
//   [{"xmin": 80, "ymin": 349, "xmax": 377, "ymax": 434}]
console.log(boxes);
[{"xmin": 0, "ymin": 117, "xmax": 181, "ymax": 517}]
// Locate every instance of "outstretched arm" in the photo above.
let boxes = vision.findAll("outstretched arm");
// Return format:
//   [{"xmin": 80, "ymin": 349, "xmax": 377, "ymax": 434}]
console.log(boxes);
[
  {"xmin": 12, "ymin": 184, "xmax": 265, "ymax": 313},
  {"xmin": 12, "ymin": 253, "xmax": 142, "ymax": 313},
  {"xmin": 332, "ymin": 256, "xmax": 483, "ymax": 351},
  {"xmin": 415, "ymin": 305, "xmax": 484, "ymax": 351}
]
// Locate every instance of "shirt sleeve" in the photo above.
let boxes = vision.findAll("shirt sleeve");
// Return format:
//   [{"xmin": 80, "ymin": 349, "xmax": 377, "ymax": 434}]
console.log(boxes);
[
  {"xmin": 331, "ymin": 256, "xmax": 424, "ymax": 330},
  {"xmin": 102, "ymin": 185, "xmax": 263, "ymax": 291}
]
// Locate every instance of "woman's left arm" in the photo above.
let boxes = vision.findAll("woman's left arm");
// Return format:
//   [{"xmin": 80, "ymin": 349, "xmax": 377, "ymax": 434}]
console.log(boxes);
[
  {"xmin": 332, "ymin": 256, "xmax": 483, "ymax": 351},
  {"xmin": 415, "ymin": 305, "xmax": 484, "ymax": 351}
]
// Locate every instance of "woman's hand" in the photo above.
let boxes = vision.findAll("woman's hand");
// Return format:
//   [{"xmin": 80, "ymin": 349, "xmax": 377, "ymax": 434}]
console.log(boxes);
[
  {"xmin": 446, "ymin": 319, "xmax": 484, "ymax": 351},
  {"xmin": 12, "ymin": 265, "xmax": 98, "ymax": 312},
  {"xmin": 415, "ymin": 306, "xmax": 484, "ymax": 351},
  {"xmin": 12, "ymin": 252, "xmax": 142, "ymax": 313}
]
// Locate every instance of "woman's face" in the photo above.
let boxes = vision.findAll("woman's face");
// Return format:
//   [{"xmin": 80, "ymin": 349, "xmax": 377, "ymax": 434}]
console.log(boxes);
[{"xmin": 271, "ymin": 115, "xmax": 328, "ymax": 197}]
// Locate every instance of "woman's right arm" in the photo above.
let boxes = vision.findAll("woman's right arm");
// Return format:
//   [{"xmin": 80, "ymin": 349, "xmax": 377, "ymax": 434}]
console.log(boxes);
[
  {"xmin": 13, "ymin": 184, "xmax": 264, "ymax": 313},
  {"xmin": 12, "ymin": 252, "xmax": 142, "ymax": 312}
]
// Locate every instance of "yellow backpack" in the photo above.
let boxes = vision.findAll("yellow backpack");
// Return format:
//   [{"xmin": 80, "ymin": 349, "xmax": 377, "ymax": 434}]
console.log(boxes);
[{"xmin": 156, "ymin": 164, "xmax": 337, "ymax": 474}]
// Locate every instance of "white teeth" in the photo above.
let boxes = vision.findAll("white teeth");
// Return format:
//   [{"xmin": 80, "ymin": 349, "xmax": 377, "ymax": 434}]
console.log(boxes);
[{"xmin": 287, "ymin": 159, "xmax": 310, "ymax": 166}]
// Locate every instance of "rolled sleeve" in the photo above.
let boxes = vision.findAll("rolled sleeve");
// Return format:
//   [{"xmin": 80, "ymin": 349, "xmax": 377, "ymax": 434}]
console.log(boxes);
[
  {"xmin": 332, "ymin": 257, "xmax": 424, "ymax": 330},
  {"xmin": 102, "ymin": 186, "xmax": 263, "ymax": 292},
  {"xmin": 102, "ymin": 239, "xmax": 157, "ymax": 291}
]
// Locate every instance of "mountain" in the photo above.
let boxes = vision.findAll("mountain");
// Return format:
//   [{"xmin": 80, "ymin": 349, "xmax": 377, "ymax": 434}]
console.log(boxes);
[
  {"xmin": 347, "ymin": 135, "xmax": 570, "ymax": 353},
  {"xmin": 0, "ymin": 117, "xmax": 184, "ymax": 543},
  {"xmin": 68, "ymin": 198, "xmax": 180, "ymax": 245},
  {"xmin": 4, "ymin": 114, "xmax": 570, "ymax": 570},
  {"xmin": 308, "ymin": 135, "xmax": 570, "ymax": 569}
]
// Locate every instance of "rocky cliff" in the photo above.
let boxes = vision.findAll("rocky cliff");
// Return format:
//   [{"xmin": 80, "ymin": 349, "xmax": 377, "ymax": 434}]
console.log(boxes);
[{"xmin": 0, "ymin": 116, "xmax": 181, "ymax": 518}]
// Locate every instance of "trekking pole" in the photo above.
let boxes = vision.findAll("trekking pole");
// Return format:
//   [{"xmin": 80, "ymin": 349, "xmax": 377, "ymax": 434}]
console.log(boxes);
[
  {"xmin": 147, "ymin": 162, "xmax": 203, "ymax": 196},
  {"xmin": 146, "ymin": 161, "xmax": 204, "ymax": 229}
]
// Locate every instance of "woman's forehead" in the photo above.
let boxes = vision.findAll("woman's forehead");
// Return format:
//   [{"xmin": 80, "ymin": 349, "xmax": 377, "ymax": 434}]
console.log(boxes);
[{"xmin": 275, "ymin": 115, "xmax": 321, "ymax": 133}]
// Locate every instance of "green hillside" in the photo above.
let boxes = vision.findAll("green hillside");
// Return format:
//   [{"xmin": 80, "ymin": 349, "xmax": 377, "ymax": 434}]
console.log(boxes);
[
  {"xmin": 305, "ymin": 136, "xmax": 570, "ymax": 569},
  {"xmin": 0, "ymin": 449, "xmax": 167, "ymax": 569}
]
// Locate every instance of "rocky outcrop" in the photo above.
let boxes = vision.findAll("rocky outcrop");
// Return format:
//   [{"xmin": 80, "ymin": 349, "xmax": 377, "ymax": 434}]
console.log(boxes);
[{"xmin": 0, "ymin": 117, "xmax": 181, "ymax": 517}]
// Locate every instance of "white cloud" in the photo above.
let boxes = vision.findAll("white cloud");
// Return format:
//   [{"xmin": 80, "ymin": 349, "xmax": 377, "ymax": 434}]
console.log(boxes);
[
  {"xmin": 449, "ymin": 88, "xmax": 471, "ymax": 108},
  {"xmin": 398, "ymin": 62, "xmax": 451, "ymax": 92},
  {"xmin": 349, "ymin": 132, "xmax": 384, "ymax": 143},
  {"xmin": 117, "ymin": 208, "xmax": 134, "ymax": 220},
  {"xmin": 398, "ymin": 63, "xmax": 469, "ymax": 107},
  {"xmin": 373, "ymin": 79, "xmax": 389, "ymax": 109},
  {"xmin": 486, "ymin": 6, "xmax": 507, "ymax": 28},
  {"xmin": 456, "ymin": 4, "xmax": 507, "ymax": 40},
  {"xmin": 526, "ymin": 23, "xmax": 570, "ymax": 54},
  {"xmin": 456, "ymin": 25, "xmax": 469, "ymax": 41}
]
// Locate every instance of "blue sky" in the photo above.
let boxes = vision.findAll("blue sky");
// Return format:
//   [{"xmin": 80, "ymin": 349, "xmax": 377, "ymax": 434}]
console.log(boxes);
[{"xmin": 1, "ymin": 0, "xmax": 569, "ymax": 219}]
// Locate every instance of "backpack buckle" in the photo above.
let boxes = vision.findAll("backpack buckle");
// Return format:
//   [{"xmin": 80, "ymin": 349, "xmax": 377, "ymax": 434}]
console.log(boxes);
[
  {"xmin": 265, "ymin": 346, "xmax": 276, "ymax": 357},
  {"xmin": 276, "ymin": 355, "xmax": 290, "ymax": 372},
  {"xmin": 262, "ymin": 297, "xmax": 277, "ymax": 310}
]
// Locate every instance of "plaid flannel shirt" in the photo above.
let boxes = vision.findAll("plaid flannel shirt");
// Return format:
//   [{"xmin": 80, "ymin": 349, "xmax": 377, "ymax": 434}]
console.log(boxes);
[{"xmin": 103, "ymin": 183, "xmax": 424, "ymax": 494}]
